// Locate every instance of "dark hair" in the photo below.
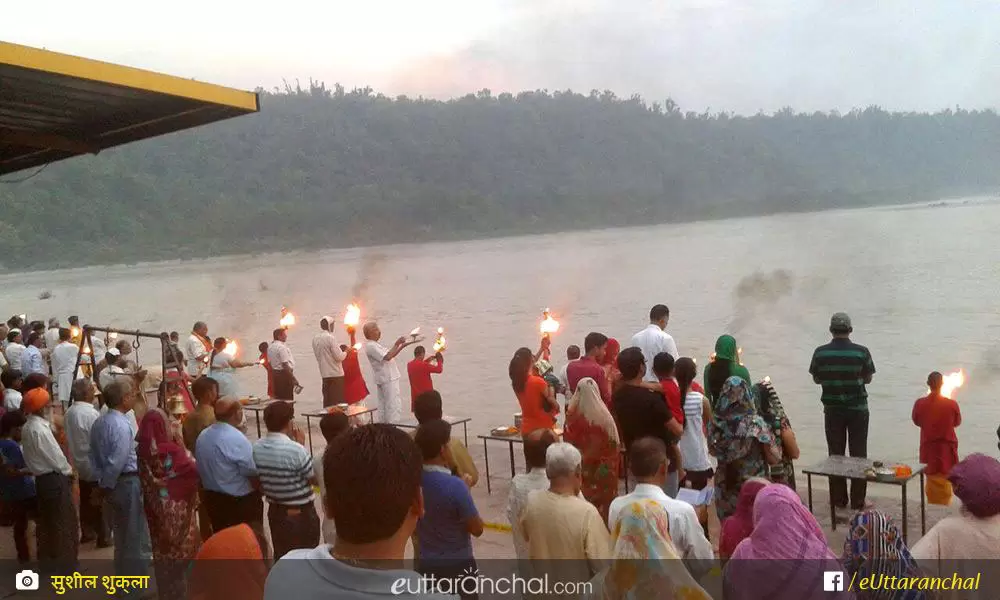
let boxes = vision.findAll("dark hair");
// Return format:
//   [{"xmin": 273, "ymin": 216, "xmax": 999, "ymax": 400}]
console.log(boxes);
[
  {"xmin": 927, "ymin": 371, "xmax": 943, "ymax": 391},
  {"xmin": 212, "ymin": 337, "xmax": 227, "ymax": 350},
  {"xmin": 263, "ymin": 400, "xmax": 295, "ymax": 432},
  {"xmin": 272, "ymin": 328, "xmax": 284, "ymax": 341},
  {"xmin": 320, "ymin": 318, "xmax": 332, "ymax": 331},
  {"xmin": 652, "ymin": 352, "xmax": 675, "ymax": 378},
  {"xmin": 1, "ymin": 369, "xmax": 23, "ymax": 389},
  {"xmin": 674, "ymin": 357, "xmax": 698, "ymax": 400},
  {"xmin": 26, "ymin": 332, "xmax": 41, "ymax": 346},
  {"xmin": 323, "ymin": 424, "xmax": 422, "ymax": 544},
  {"xmin": 413, "ymin": 390, "xmax": 443, "ymax": 424},
  {"xmin": 191, "ymin": 376, "xmax": 219, "ymax": 402},
  {"xmin": 630, "ymin": 437, "xmax": 667, "ymax": 478},
  {"xmin": 320, "ymin": 411, "xmax": 350, "ymax": 443},
  {"xmin": 524, "ymin": 429, "xmax": 558, "ymax": 469},
  {"xmin": 649, "ymin": 304, "xmax": 670, "ymax": 322},
  {"xmin": 69, "ymin": 316, "xmax": 80, "ymax": 326},
  {"xmin": 414, "ymin": 345, "xmax": 426, "ymax": 358},
  {"xmin": 21, "ymin": 373, "xmax": 49, "ymax": 393},
  {"xmin": 415, "ymin": 418, "xmax": 452, "ymax": 461},
  {"xmin": 509, "ymin": 348, "xmax": 533, "ymax": 394},
  {"xmin": 258, "ymin": 342, "xmax": 268, "ymax": 353},
  {"xmin": 566, "ymin": 345, "xmax": 581, "ymax": 360},
  {"xmin": 58, "ymin": 328, "xmax": 71, "ymax": 341},
  {"xmin": 584, "ymin": 332, "xmax": 609, "ymax": 354},
  {"xmin": 6, "ymin": 330, "xmax": 19, "ymax": 343},
  {"xmin": 0, "ymin": 410, "xmax": 26, "ymax": 436},
  {"xmin": 210, "ymin": 337, "xmax": 226, "ymax": 370},
  {"xmin": 31, "ymin": 322, "xmax": 45, "ymax": 334},
  {"xmin": 707, "ymin": 360, "xmax": 731, "ymax": 401},
  {"xmin": 170, "ymin": 331, "xmax": 179, "ymax": 339},
  {"xmin": 617, "ymin": 347, "xmax": 645, "ymax": 381},
  {"xmin": 103, "ymin": 380, "xmax": 131, "ymax": 409},
  {"xmin": 193, "ymin": 321, "xmax": 207, "ymax": 332}
]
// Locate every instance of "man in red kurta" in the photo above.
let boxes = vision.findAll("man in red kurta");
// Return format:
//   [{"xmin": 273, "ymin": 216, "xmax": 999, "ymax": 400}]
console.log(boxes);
[
  {"xmin": 407, "ymin": 346, "xmax": 443, "ymax": 412},
  {"xmin": 912, "ymin": 371, "xmax": 962, "ymax": 505}
]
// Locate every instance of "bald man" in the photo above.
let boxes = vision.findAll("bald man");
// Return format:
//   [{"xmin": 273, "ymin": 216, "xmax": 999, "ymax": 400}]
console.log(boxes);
[
  {"xmin": 195, "ymin": 396, "xmax": 262, "ymax": 531},
  {"xmin": 362, "ymin": 321, "xmax": 416, "ymax": 424}
]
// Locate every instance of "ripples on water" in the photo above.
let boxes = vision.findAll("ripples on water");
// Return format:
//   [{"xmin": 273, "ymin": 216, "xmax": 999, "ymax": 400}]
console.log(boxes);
[{"xmin": 3, "ymin": 197, "xmax": 999, "ymax": 462}]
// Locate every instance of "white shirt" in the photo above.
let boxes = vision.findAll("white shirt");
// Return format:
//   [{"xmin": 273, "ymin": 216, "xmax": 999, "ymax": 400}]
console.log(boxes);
[
  {"xmin": 185, "ymin": 334, "xmax": 209, "ymax": 376},
  {"xmin": 267, "ymin": 340, "xmax": 295, "ymax": 372},
  {"xmin": 557, "ymin": 360, "xmax": 576, "ymax": 397},
  {"xmin": 99, "ymin": 404, "xmax": 139, "ymax": 440},
  {"xmin": 99, "ymin": 365, "xmax": 130, "ymax": 391},
  {"xmin": 3, "ymin": 389, "xmax": 22, "ymax": 411},
  {"xmin": 364, "ymin": 340, "xmax": 399, "ymax": 385},
  {"xmin": 505, "ymin": 468, "xmax": 551, "ymax": 560},
  {"xmin": 64, "ymin": 401, "xmax": 101, "ymax": 481},
  {"xmin": 608, "ymin": 483, "xmax": 713, "ymax": 576},
  {"xmin": 22, "ymin": 414, "xmax": 73, "ymax": 476},
  {"xmin": 679, "ymin": 391, "xmax": 713, "ymax": 472},
  {"xmin": 630, "ymin": 324, "xmax": 679, "ymax": 382},
  {"xmin": 51, "ymin": 341, "xmax": 79, "ymax": 375},
  {"xmin": 45, "ymin": 327, "xmax": 61, "ymax": 351},
  {"xmin": 312, "ymin": 332, "xmax": 347, "ymax": 379},
  {"xmin": 4, "ymin": 343, "xmax": 25, "ymax": 371}
]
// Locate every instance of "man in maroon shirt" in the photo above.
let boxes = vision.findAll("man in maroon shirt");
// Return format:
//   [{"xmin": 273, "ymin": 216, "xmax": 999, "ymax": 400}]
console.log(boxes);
[
  {"xmin": 566, "ymin": 332, "xmax": 611, "ymax": 408},
  {"xmin": 407, "ymin": 345, "xmax": 443, "ymax": 412}
]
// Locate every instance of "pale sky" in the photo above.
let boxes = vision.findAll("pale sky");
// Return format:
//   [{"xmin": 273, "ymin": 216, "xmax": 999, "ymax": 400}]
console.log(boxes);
[{"xmin": 5, "ymin": 0, "xmax": 999, "ymax": 114}]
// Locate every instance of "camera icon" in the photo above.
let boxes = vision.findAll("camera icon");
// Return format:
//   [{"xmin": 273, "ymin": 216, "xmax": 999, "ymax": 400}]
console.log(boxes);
[{"xmin": 15, "ymin": 569, "xmax": 39, "ymax": 591}]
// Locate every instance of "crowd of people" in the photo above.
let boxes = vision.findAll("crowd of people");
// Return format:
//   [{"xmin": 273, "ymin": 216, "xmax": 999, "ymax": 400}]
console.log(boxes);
[{"xmin": 0, "ymin": 306, "xmax": 997, "ymax": 600}]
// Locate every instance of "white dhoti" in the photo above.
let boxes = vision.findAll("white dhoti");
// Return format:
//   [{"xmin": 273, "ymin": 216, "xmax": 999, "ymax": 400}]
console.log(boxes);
[
  {"xmin": 56, "ymin": 372, "xmax": 74, "ymax": 405},
  {"xmin": 376, "ymin": 379, "xmax": 401, "ymax": 424}
]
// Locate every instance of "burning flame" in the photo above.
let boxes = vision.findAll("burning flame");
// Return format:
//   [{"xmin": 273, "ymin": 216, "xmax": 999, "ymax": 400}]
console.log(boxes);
[
  {"xmin": 763, "ymin": 375, "xmax": 771, "ymax": 384},
  {"xmin": 540, "ymin": 309, "xmax": 560, "ymax": 336},
  {"xmin": 433, "ymin": 327, "xmax": 446, "ymax": 352},
  {"xmin": 224, "ymin": 339, "xmax": 238, "ymax": 357},
  {"xmin": 352, "ymin": 342, "xmax": 362, "ymax": 351},
  {"xmin": 279, "ymin": 307, "xmax": 296, "ymax": 328},
  {"xmin": 937, "ymin": 369, "xmax": 966, "ymax": 399},
  {"xmin": 70, "ymin": 326, "xmax": 81, "ymax": 338},
  {"xmin": 108, "ymin": 332, "xmax": 118, "ymax": 340},
  {"xmin": 344, "ymin": 303, "xmax": 361, "ymax": 328},
  {"xmin": 81, "ymin": 345, "xmax": 92, "ymax": 355}
]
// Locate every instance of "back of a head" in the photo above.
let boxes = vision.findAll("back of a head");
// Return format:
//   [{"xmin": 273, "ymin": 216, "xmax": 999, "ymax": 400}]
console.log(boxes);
[
  {"xmin": 566, "ymin": 345, "xmax": 581, "ymax": 361},
  {"xmin": 213, "ymin": 337, "xmax": 227, "ymax": 351},
  {"xmin": 191, "ymin": 376, "xmax": 219, "ymax": 403},
  {"xmin": 71, "ymin": 378, "xmax": 93, "ymax": 403},
  {"xmin": 414, "ymin": 418, "xmax": 451, "ymax": 461},
  {"xmin": 69, "ymin": 316, "xmax": 80, "ymax": 326},
  {"xmin": 649, "ymin": 304, "xmax": 670, "ymax": 323},
  {"xmin": 652, "ymin": 352, "xmax": 675, "ymax": 379},
  {"xmin": 319, "ymin": 411, "xmax": 350, "ymax": 443},
  {"xmin": 584, "ymin": 332, "xmax": 608, "ymax": 355},
  {"xmin": 617, "ymin": 347, "xmax": 645, "ymax": 381},
  {"xmin": 103, "ymin": 380, "xmax": 131, "ymax": 410},
  {"xmin": 629, "ymin": 437, "xmax": 667, "ymax": 479},
  {"xmin": 413, "ymin": 345, "xmax": 426, "ymax": 359},
  {"xmin": 21, "ymin": 373, "xmax": 49, "ymax": 393},
  {"xmin": 362, "ymin": 322, "xmax": 378, "ymax": 340},
  {"xmin": 927, "ymin": 371, "xmax": 943, "ymax": 393},
  {"xmin": 1, "ymin": 410, "xmax": 26, "ymax": 437},
  {"xmin": 707, "ymin": 359, "xmax": 731, "ymax": 399},
  {"xmin": 0, "ymin": 369, "xmax": 22, "ymax": 389},
  {"xmin": 674, "ymin": 357, "xmax": 698, "ymax": 395},
  {"xmin": 263, "ymin": 401, "xmax": 294, "ymax": 433},
  {"xmin": 272, "ymin": 328, "xmax": 284, "ymax": 342},
  {"xmin": 58, "ymin": 328, "xmax": 71, "ymax": 342},
  {"xmin": 6, "ymin": 330, "xmax": 18, "ymax": 343},
  {"xmin": 545, "ymin": 442, "xmax": 582, "ymax": 480},
  {"xmin": 323, "ymin": 424, "xmax": 422, "ymax": 545},
  {"xmin": 509, "ymin": 352, "xmax": 531, "ymax": 393},
  {"xmin": 215, "ymin": 397, "xmax": 241, "ymax": 423},
  {"xmin": 413, "ymin": 390, "xmax": 443, "ymax": 424},
  {"xmin": 26, "ymin": 332, "xmax": 41, "ymax": 347},
  {"xmin": 258, "ymin": 342, "xmax": 268, "ymax": 354},
  {"xmin": 523, "ymin": 428, "xmax": 557, "ymax": 469}
]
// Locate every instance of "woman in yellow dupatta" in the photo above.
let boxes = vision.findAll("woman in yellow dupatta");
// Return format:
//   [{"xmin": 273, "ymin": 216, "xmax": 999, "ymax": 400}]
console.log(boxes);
[{"xmin": 588, "ymin": 499, "xmax": 711, "ymax": 600}]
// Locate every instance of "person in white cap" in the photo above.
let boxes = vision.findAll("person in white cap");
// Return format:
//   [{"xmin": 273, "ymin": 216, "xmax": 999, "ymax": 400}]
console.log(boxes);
[{"xmin": 312, "ymin": 316, "xmax": 354, "ymax": 408}]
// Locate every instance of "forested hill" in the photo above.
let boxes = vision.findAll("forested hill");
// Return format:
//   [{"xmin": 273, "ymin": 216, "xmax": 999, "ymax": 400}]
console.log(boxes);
[{"xmin": 3, "ymin": 82, "xmax": 999, "ymax": 270}]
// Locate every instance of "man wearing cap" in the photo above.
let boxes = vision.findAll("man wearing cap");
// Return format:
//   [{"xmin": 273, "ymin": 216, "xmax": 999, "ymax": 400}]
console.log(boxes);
[
  {"xmin": 20, "ymin": 332, "xmax": 47, "ymax": 377},
  {"xmin": 20, "ymin": 388, "xmax": 79, "ymax": 568},
  {"xmin": 4, "ymin": 329, "xmax": 25, "ymax": 371},
  {"xmin": 809, "ymin": 312, "xmax": 876, "ymax": 511},
  {"xmin": 91, "ymin": 381, "xmax": 151, "ymax": 581},
  {"xmin": 312, "ymin": 316, "xmax": 350, "ymax": 408}
]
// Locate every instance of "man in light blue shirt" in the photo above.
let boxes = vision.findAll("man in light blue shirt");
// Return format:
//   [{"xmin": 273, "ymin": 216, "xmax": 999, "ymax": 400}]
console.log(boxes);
[
  {"xmin": 195, "ymin": 397, "xmax": 262, "ymax": 531},
  {"xmin": 19, "ymin": 332, "xmax": 46, "ymax": 376},
  {"xmin": 90, "ymin": 380, "xmax": 150, "ymax": 585}
]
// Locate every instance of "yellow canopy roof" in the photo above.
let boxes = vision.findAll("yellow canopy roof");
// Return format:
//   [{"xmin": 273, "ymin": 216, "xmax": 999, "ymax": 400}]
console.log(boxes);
[{"xmin": 0, "ymin": 41, "xmax": 260, "ymax": 175}]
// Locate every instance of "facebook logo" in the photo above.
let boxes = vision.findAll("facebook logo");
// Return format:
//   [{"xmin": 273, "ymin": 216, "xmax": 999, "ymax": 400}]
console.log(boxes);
[{"xmin": 823, "ymin": 571, "xmax": 845, "ymax": 592}]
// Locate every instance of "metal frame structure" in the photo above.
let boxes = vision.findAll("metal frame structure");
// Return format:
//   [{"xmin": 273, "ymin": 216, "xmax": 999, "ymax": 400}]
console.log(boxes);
[{"xmin": 70, "ymin": 325, "xmax": 186, "ymax": 394}]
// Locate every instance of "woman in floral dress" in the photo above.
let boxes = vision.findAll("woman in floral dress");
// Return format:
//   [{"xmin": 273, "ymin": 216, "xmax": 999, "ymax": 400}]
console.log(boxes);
[{"xmin": 564, "ymin": 377, "xmax": 619, "ymax": 522}]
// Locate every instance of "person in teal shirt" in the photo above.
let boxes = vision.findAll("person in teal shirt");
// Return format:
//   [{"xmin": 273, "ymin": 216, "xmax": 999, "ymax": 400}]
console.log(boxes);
[{"xmin": 704, "ymin": 334, "xmax": 752, "ymax": 404}]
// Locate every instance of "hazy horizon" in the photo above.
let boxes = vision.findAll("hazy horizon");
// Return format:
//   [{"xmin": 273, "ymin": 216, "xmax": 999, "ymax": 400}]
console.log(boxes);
[{"xmin": 4, "ymin": 0, "xmax": 999, "ymax": 115}]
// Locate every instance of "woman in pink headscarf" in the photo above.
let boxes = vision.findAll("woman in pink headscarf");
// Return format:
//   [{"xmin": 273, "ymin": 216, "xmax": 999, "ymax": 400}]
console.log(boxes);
[
  {"xmin": 718, "ymin": 477, "xmax": 769, "ymax": 561},
  {"xmin": 725, "ymin": 484, "xmax": 850, "ymax": 600},
  {"xmin": 137, "ymin": 409, "xmax": 201, "ymax": 600}
]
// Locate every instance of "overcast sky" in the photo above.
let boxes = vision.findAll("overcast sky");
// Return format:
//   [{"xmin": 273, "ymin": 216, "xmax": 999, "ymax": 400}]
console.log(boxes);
[{"xmin": 5, "ymin": 0, "xmax": 999, "ymax": 114}]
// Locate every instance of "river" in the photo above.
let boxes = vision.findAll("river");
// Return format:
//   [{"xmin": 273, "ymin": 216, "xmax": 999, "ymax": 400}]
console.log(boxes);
[{"xmin": 3, "ymin": 196, "xmax": 1000, "ymax": 464}]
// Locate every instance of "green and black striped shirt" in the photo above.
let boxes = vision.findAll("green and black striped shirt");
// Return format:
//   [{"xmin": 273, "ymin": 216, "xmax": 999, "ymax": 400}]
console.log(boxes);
[{"xmin": 809, "ymin": 338, "xmax": 875, "ymax": 412}]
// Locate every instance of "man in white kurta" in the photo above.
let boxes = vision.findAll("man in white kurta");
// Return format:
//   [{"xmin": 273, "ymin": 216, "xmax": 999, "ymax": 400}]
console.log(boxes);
[
  {"xmin": 361, "ymin": 322, "xmax": 413, "ymax": 424},
  {"xmin": 50, "ymin": 328, "xmax": 80, "ymax": 406},
  {"xmin": 185, "ymin": 322, "xmax": 211, "ymax": 377}
]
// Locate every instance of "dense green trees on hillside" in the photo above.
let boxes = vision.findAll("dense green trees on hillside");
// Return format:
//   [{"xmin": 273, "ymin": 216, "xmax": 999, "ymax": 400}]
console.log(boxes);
[{"xmin": 2, "ymin": 82, "xmax": 998, "ymax": 270}]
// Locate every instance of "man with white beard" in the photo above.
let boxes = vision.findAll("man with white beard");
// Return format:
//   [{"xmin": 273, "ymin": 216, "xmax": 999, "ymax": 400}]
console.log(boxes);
[{"xmin": 362, "ymin": 321, "xmax": 415, "ymax": 424}]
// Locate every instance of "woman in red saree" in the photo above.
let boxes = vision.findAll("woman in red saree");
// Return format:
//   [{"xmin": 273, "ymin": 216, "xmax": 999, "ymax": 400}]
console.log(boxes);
[
  {"xmin": 564, "ymin": 377, "xmax": 620, "ymax": 522},
  {"xmin": 137, "ymin": 409, "xmax": 201, "ymax": 600},
  {"xmin": 599, "ymin": 338, "xmax": 622, "ymax": 394},
  {"xmin": 342, "ymin": 344, "xmax": 370, "ymax": 405}
]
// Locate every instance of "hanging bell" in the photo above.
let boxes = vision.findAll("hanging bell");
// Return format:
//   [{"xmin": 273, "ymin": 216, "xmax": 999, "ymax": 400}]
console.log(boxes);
[{"xmin": 167, "ymin": 393, "xmax": 188, "ymax": 417}]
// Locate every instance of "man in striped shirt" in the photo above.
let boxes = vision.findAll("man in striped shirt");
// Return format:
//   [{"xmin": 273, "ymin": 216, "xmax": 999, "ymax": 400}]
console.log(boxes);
[
  {"xmin": 253, "ymin": 401, "xmax": 319, "ymax": 559},
  {"xmin": 809, "ymin": 312, "xmax": 876, "ymax": 511}
]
